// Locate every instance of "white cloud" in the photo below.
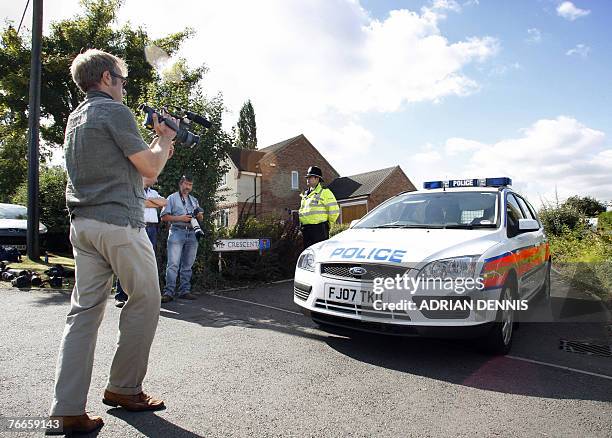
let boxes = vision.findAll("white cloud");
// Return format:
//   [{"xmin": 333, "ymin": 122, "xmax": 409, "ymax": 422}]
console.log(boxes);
[
  {"xmin": 556, "ymin": 1, "xmax": 590, "ymax": 21},
  {"xmin": 431, "ymin": 0, "xmax": 462, "ymax": 12},
  {"xmin": 444, "ymin": 138, "xmax": 486, "ymax": 155},
  {"xmin": 409, "ymin": 117, "xmax": 611, "ymax": 205},
  {"xmin": 113, "ymin": 0, "xmax": 498, "ymax": 173},
  {"xmin": 2, "ymin": 0, "xmax": 500, "ymax": 179},
  {"xmin": 414, "ymin": 145, "xmax": 443, "ymax": 164},
  {"xmin": 566, "ymin": 44, "xmax": 590, "ymax": 58},
  {"xmin": 488, "ymin": 62, "xmax": 521, "ymax": 77},
  {"xmin": 526, "ymin": 28, "xmax": 542, "ymax": 44}
]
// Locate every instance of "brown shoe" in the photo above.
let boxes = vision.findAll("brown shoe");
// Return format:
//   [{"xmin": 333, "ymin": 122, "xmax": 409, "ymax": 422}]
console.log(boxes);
[
  {"xmin": 45, "ymin": 413, "xmax": 103, "ymax": 435},
  {"xmin": 179, "ymin": 293, "xmax": 197, "ymax": 300},
  {"xmin": 102, "ymin": 390, "xmax": 165, "ymax": 411},
  {"xmin": 161, "ymin": 295, "xmax": 173, "ymax": 303}
]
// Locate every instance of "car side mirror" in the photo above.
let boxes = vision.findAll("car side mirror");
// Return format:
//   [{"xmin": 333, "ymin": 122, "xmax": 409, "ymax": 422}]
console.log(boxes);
[
  {"xmin": 349, "ymin": 219, "xmax": 359, "ymax": 229},
  {"xmin": 518, "ymin": 218, "xmax": 539, "ymax": 232}
]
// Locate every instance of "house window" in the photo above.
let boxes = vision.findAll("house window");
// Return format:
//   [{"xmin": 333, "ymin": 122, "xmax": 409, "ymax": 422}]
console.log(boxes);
[
  {"xmin": 216, "ymin": 209, "xmax": 230, "ymax": 228},
  {"xmin": 291, "ymin": 171, "xmax": 299, "ymax": 190},
  {"xmin": 220, "ymin": 171, "xmax": 228, "ymax": 187}
]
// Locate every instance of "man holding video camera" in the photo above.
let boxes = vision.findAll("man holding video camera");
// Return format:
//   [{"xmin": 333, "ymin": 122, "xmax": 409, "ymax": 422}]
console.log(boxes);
[
  {"xmin": 160, "ymin": 175, "xmax": 204, "ymax": 303},
  {"xmin": 48, "ymin": 49, "xmax": 177, "ymax": 435}
]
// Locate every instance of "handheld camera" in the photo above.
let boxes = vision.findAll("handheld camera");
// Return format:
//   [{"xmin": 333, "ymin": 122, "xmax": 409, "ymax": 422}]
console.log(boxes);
[
  {"xmin": 139, "ymin": 104, "xmax": 211, "ymax": 148},
  {"xmin": 190, "ymin": 207, "xmax": 205, "ymax": 240}
]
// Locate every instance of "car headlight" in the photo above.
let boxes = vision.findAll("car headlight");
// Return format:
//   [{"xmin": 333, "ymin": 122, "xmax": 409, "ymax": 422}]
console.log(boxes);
[
  {"xmin": 418, "ymin": 256, "xmax": 480, "ymax": 280},
  {"xmin": 297, "ymin": 248, "xmax": 316, "ymax": 272}
]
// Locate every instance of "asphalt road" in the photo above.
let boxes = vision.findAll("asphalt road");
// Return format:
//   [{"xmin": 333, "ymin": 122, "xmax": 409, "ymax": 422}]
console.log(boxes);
[{"xmin": 0, "ymin": 275, "xmax": 611, "ymax": 437}]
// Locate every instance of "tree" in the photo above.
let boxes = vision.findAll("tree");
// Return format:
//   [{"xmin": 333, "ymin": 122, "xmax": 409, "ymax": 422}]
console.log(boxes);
[
  {"xmin": 0, "ymin": 0, "xmax": 192, "ymax": 198},
  {"xmin": 142, "ymin": 61, "xmax": 232, "ymax": 286},
  {"xmin": 563, "ymin": 196, "xmax": 606, "ymax": 218},
  {"xmin": 236, "ymin": 99, "xmax": 257, "ymax": 150},
  {"xmin": 12, "ymin": 166, "xmax": 71, "ymax": 251},
  {"xmin": 1, "ymin": 0, "xmax": 234, "ymax": 272},
  {"xmin": 12, "ymin": 166, "xmax": 68, "ymax": 232},
  {"xmin": 0, "ymin": 128, "xmax": 28, "ymax": 202}
]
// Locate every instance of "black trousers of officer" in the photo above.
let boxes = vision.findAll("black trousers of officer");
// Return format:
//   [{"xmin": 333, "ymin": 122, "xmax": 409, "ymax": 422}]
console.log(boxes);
[{"xmin": 302, "ymin": 222, "xmax": 329, "ymax": 249}]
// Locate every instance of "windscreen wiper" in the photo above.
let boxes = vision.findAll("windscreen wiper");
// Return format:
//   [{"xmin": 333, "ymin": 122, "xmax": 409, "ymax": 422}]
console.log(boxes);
[
  {"xmin": 372, "ymin": 223, "xmax": 404, "ymax": 228},
  {"xmin": 444, "ymin": 224, "xmax": 496, "ymax": 229}
]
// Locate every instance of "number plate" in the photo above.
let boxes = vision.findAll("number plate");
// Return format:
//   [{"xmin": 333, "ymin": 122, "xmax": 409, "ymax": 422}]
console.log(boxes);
[
  {"xmin": 1, "ymin": 244, "xmax": 25, "ymax": 251},
  {"xmin": 325, "ymin": 284, "xmax": 377, "ymax": 305}
]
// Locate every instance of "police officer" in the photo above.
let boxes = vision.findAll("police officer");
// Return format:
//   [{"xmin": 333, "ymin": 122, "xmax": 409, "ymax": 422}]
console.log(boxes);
[{"xmin": 299, "ymin": 166, "xmax": 340, "ymax": 248}]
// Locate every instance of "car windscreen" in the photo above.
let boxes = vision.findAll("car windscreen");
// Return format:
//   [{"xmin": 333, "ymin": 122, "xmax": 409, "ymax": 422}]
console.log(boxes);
[
  {"xmin": 354, "ymin": 191, "xmax": 499, "ymax": 229},
  {"xmin": 0, "ymin": 205, "xmax": 28, "ymax": 220}
]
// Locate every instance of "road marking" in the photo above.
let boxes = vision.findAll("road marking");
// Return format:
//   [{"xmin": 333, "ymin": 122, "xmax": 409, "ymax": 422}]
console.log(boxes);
[
  {"xmin": 506, "ymin": 355, "xmax": 612, "ymax": 381},
  {"xmin": 209, "ymin": 294, "xmax": 303, "ymax": 316},
  {"xmin": 209, "ymin": 294, "xmax": 612, "ymax": 380}
]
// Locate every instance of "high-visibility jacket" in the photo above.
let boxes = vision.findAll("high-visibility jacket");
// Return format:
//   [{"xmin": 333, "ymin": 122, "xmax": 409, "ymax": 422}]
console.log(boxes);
[{"xmin": 299, "ymin": 183, "xmax": 340, "ymax": 226}]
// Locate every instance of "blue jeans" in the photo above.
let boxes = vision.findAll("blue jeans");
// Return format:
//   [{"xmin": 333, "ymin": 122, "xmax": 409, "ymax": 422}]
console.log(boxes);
[
  {"xmin": 162, "ymin": 227, "xmax": 198, "ymax": 297},
  {"xmin": 115, "ymin": 225, "xmax": 158, "ymax": 301}
]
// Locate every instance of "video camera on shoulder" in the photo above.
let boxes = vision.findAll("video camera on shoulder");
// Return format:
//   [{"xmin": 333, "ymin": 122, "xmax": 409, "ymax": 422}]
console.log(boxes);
[{"xmin": 139, "ymin": 104, "xmax": 211, "ymax": 148}]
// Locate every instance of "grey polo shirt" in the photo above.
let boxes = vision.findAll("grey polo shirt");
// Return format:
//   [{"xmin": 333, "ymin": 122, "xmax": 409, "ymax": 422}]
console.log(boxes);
[
  {"xmin": 160, "ymin": 192, "xmax": 200, "ymax": 227},
  {"xmin": 65, "ymin": 91, "xmax": 149, "ymax": 228}
]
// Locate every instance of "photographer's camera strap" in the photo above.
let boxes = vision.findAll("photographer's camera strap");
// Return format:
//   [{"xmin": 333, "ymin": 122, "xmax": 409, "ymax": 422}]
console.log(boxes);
[{"xmin": 180, "ymin": 194, "xmax": 195, "ymax": 215}]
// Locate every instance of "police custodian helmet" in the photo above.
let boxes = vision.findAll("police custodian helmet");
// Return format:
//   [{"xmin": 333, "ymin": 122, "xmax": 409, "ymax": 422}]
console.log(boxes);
[{"xmin": 305, "ymin": 166, "xmax": 324, "ymax": 181}]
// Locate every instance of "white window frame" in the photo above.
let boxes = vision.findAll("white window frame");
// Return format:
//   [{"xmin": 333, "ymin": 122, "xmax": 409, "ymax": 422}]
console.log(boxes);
[
  {"xmin": 215, "ymin": 208, "xmax": 230, "ymax": 228},
  {"xmin": 291, "ymin": 171, "xmax": 299, "ymax": 190},
  {"xmin": 220, "ymin": 171, "xmax": 228, "ymax": 187}
]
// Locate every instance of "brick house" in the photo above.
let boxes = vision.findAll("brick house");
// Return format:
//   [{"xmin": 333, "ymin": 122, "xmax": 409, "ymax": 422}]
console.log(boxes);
[
  {"xmin": 215, "ymin": 135, "xmax": 415, "ymax": 227},
  {"xmin": 326, "ymin": 166, "xmax": 416, "ymax": 224},
  {"xmin": 216, "ymin": 134, "xmax": 339, "ymax": 227}
]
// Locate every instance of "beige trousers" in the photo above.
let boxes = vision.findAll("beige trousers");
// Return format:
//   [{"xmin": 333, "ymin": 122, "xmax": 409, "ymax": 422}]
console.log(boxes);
[{"xmin": 50, "ymin": 217, "xmax": 161, "ymax": 416}]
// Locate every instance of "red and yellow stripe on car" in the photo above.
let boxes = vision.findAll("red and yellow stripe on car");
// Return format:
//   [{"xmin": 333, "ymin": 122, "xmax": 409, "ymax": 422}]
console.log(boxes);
[{"xmin": 481, "ymin": 242, "xmax": 549, "ymax": 290}]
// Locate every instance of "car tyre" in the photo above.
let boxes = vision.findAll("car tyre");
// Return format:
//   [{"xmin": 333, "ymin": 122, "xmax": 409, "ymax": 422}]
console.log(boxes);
[
  {"xmin": 532, "ymin": 259, "xmax": 553, "ymax": 321},
  {"xmin": 481, "ymin": 282, "xmax": 516, "ymax": 355},
  {"xmin": 535, "ymin": 259, "xmax": 551, "ymax": 303}
]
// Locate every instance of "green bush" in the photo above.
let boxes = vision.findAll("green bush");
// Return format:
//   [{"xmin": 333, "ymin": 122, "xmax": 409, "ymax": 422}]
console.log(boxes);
[
  {"xmin": 547, "ymin": 221, "xmax": 612, "ymax": 303},
  {"xmin": 154, "ymin": 217, "xmax": 303, "ymax": 290},
  {"xmin": 598, "ymin": 211, "xmax": 612, "ymax": 232},
  {"xmin": 538, "ymin": 203, "xmax": 585, "ymax": 236},
  {"xmin": 563, "ymin": 196, "xmax": 606, "ymax": 217},
  {"xmin": 330, "ymin": 222, "xmax": 349, "ymax": 237}
]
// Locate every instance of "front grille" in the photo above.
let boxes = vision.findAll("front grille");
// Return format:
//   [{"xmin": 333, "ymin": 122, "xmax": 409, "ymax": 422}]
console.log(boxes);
[
  {"xmin": 312, "ymin": 311, "xmax": 418, "ymax": 335},
  {"xmin": 314, "ymin": 298, "xmax": 408, "ymax": 321},
  {"xmin": 293, "ymin": 281, "xmax": 312, "ymax": 301},
  {"xmin": 320, "ymin": 263, "xmax": 410, "ymax": 282},
  {"xmin": 294, "ymin": 288, "xmax": 310, "ymax": 301}
]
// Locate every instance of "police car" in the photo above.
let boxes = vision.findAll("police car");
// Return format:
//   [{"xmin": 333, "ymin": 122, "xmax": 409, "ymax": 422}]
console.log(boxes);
[{"xmin": 294, "ymin": 178, "xmax": 550, "ymax": 354}]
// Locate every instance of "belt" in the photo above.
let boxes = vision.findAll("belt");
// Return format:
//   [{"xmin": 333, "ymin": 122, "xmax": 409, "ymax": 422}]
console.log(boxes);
[
  {"xmin": 171, "ymin": 224, "xmax": 194, "ymax": 230},
  {"xmin": 146, "ymin": 222, "xmax": 158, "ymax": 227},
  {"xmin": 301, "ymin": 222, "xmax": 327, "ymax": 228}
]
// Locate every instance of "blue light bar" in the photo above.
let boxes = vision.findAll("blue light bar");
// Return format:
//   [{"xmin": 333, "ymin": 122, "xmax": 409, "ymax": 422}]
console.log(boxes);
[
  {"xmin": 423, "ymin": 177, "xmax": 512, "ymax": 189},
  {"xmin": 423, "ymin": 181, "xmax": 444, "ymax": 189},
  {"xmin": 485, "ymin": 177, "xmax": 512, "ymax": 187}
]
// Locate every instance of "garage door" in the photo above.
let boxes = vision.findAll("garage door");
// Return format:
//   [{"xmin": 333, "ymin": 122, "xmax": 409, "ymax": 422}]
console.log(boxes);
[{"xmin": 341, "ymin": 203, "xmax": 368, "ymax": 224}]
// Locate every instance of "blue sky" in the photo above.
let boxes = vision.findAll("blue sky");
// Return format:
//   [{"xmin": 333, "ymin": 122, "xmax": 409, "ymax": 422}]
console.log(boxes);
[
  {"xmin": 358, "ymin": 0, "xmax": 611, "ymax": 142},
  {"xmin": 2, "ymin": 0, "xmax": 610, "ymax": 205}
]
